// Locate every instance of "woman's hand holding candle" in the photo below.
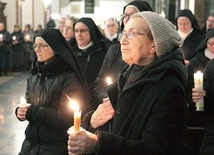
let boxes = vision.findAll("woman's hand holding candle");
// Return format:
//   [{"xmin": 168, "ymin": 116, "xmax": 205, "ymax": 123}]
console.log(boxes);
[
  {"xmin": 16, "ymin": 97, "xmax": 31, "ymax": 121},
  {"xmin": 68, "ymin": 130, "xmax": 98, "ymax": 155},
  {"xmin": 192, "ymin": 88, "xmax": 206, "ymax": 103}
]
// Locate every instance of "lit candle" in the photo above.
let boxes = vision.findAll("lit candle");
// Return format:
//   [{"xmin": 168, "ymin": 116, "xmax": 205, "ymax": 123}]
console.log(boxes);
[
  {"xmin": 194, "ymin": 71, "xmax": 204, "ymax": 111},
  {"xmin": 0, "ymin": 34, "xmax": 3, "ymax": 39},
  {"xmin": 69, "ymin": 99, "xmax": 81, "ymax": 132},
  {"xmin": 12, "ymin": 36, "xmax": 16, "ymax": 41},
  {"xmin": 20, "ymin": 97, "xmax": 27, "ymax": 104},
  {"xmin": 25, "ymin": 35, "xmax": 30, "ymax": 40},
  {"xmin": 106, "ymin": 77, "xmax": 112, "ymax": 85}
]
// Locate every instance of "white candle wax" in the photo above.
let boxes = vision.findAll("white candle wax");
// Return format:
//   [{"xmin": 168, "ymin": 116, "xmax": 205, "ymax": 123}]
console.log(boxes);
[
  {"xmin": 20, "ymin": 97, "xmax": 27, "ymax": 104},
  {"xmin": 194, "ymin": 71, "xmax": 204, "ymax": 111}
]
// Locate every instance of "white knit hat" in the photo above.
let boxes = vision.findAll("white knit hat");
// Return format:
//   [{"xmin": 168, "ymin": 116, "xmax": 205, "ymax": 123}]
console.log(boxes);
[{"xmin": 132, "ymin": 11, "xmax": 183, "ymax": 57}]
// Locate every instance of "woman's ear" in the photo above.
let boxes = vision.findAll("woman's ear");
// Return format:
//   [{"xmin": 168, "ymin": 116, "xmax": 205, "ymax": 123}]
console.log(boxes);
[{"xmin": 150, "ymin": 45, "xmax": 156, "ymax": 54}]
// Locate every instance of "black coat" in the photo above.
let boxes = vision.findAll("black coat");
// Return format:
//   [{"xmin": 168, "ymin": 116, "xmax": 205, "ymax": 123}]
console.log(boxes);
[
  {"xmin": 181, "ymin": 29, "xmax": 204, "ymax": 60},
  {"xmin": 93, "ymin": 43, "xmax": 127, "ymax": 104},
  {"xmin": 19, "ymin": 57, "xmax": 88, "ymax": 155},
  {"xmin": 71, "ymin": 40, "xmax": 107, "ymax": 88},
  {"xmin": 202, "ymin": 59, "xmax": 214, "ymax": 143},
  {"xmin": 85, "ymin": 48, "xmax": 188, "ymax": 155},
  {"xmin": 17, "ymin": 29, "xmax": 93, "ymax": 155}
]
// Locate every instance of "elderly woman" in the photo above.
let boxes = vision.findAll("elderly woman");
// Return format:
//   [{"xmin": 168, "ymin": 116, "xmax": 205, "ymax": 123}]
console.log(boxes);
[
  {"xmin": 93, "ymin": 1, "xmax": 153, "ymax": 105},
  {"xmin": 175, "ymin": 9, "xmax": 204, "ymax": 66},
  {"xmin": 70, "ymin": 17, "xmax": 108, "ymax": 92},
  {"xmin": 63, "ymin": 16, "xmax": 77, "ymax": 44},
  {"xmin": 103, "ymin": 17, "xmax": 119, "ymax": 48},
  {"xmin": 68, "ymin": 11, "xmax": 187, "ymax": 155},
  {"xmin": 15, "ymin": 29, "xmax": 93, "ymax": 155}
]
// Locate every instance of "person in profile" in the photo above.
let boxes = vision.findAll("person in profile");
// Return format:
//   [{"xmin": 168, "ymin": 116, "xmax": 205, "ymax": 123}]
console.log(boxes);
[
  {"xmin": 68, "ymin": 11, "xmax": 187, "ymax": 155},
  {"xmin": 15, "ymin": 29, "xmax": 93, "ymax": 155}
]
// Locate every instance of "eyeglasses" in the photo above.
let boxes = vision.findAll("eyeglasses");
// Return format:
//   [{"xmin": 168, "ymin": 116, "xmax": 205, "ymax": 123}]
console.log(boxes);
[
  {"xmin": 208, "ymin": 42, "xmax": 214, "ymax": 47},
  {"xmin": 64, "ymin": 25, "xmax": 73, "ymax": 30},
  {"xmin": 118, "ymin": 32, "xmax": 144, "ymax": 41},
  {"xmin": 33, "ymin": 44, "xmax": 48, "ymax": 50},
  {"xmin": 74, "ymin": 29, "xmax": 89, "ymax": 33},
  {"xmin": 121, "ymin": 13, "xmax": 133, "ymax": 19}
]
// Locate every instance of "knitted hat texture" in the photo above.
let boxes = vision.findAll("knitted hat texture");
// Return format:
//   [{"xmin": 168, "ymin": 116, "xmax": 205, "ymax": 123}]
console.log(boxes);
[{"xmin": 132, "ymin": 11, "xmax": 183, "ymax": 57}]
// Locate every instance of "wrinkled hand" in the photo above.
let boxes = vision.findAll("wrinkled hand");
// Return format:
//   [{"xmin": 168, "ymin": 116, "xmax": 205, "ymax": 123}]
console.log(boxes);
[
  {"xmin": 90, "ymin": 97, "xmax": 114, "ymax": 128},
  {"xmin": 192, "ymin": 88, "xmax": 206, "ymax": 103},
  {"xmin": 68, "ymin": 130, "xmax": 98, "ymax": 155},
  {"xmin": 16, "ymin": 104, "xmax": 31, "ymax": 121}
]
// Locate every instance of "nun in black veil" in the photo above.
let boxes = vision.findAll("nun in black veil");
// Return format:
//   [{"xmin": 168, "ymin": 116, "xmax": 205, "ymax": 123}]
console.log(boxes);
[
  {"xmin": 70, "ymin": 17, "xmax": 108, "ymax": 92},
  {"xmin": 15, "ymin": 29, "xmax": 93, "ymax": 155}
]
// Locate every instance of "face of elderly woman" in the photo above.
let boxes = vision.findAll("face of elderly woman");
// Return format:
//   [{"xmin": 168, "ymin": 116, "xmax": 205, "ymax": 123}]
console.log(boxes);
[
  {"xmin": 177, "ymin": 17, "xmax": 192, "ymax": 33},
  {"xmin": 63, "ymin": 19, "xmax": 74, "ymax": 40},
  {"xmin": 34, "ymin": 37, "xmax": 54, "ymax": 62},
  {"xmin": 74, "ymin": 22, "xmax": 91, "ymax": 46},
  {"xmin": 120, "ymin": 16, "xmax": 155, "ymax": 66}
]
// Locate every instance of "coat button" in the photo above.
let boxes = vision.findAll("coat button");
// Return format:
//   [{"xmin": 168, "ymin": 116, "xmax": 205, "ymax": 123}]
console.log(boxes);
[{"xmin": 116, "ymin": 108, "xmax": 121, "ymax": 114}]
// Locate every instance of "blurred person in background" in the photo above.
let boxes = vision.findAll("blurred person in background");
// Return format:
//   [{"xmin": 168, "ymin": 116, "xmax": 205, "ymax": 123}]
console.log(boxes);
[
  {"xmin": 0, "ymin": 22, "xmax": 11, "ymax": 76},
  {"xmin": 46, "ymin": 15, "xmax": 56, "ymax": 29},
  {"xmin": 11, "ymin": 24, "xmax": 24, "ymax": 72},
  {"xmin": 201, "ymin": 13, "xmax": 214, "ymax": 32},
  {"xmin": 23, "ymin": 24, "xmax": 35, "ymax": 71},
  {"xmin": 63, "ymin": 16, "xmax": 77, "ymax": 44},
  {"xmin": 175, "ymin": 9, "xmax": 204, "ymax": 66},
  {"xmin": 58, "ymin": 16, "xmax": 66, "ymax": 33},
  {"xmin": 70, "ymin": 17, "xmax": 108, "ymax": 105},
  {"xmin": 103, "ymin": 17, "xmax": 119, "ymax": 49},
  {"xmin": 34, "ymin": 24, "xmax": 43, "ymax": 34}
]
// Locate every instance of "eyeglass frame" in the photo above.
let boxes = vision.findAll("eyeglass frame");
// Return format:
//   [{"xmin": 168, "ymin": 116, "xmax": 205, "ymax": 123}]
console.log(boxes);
[
  {"xmin": 63, "ymin": 25, "xmax": 73, "ymax": 30},
  {"xmin": 33, "ymin": 44, "xmax": 49, "ymax": 50},
  {"xmin": 118, "ymin": 32, "xmax": 145, "ymax": 41},
  {"xmin": 74, "ymin": 29, "xmax": 89, "ymax": 33},
  {"xmin": 208, "ymin": 42, "xmax": 214, "ymax": 47},
  {"xmin": 121, "ymin": 13, "xmax": 134, "ymax": 19}
]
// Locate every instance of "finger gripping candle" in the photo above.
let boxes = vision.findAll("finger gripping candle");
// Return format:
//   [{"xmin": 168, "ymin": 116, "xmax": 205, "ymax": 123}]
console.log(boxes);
[{"xmin": 194, "ymin": 71, "xmax": 204, "ymax": 111}]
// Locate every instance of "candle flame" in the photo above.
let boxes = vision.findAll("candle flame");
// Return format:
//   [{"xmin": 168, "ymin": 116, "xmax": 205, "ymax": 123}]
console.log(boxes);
[
  {"xmin": 69, "ymin": 99, "xmax": 79, "ymax": 112},
  {"xmin": 64, "ymin": 94, "xmax": 79, "ymax": 112},
  {"xmin": 106, "ymin": 77, "xmax": 112, "ymax": 85}
]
